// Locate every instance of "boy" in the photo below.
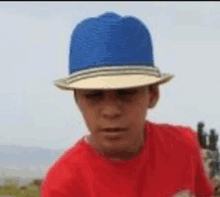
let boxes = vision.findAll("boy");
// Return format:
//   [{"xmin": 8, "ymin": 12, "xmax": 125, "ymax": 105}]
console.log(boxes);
[{"xmin": 41, "ymin": 12, "xmax": 214, "ymax": 197}]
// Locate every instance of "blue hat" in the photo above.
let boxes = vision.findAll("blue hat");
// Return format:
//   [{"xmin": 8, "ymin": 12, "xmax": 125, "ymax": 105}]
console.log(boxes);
[{"xmin": 54, "ymin": 12, "xmax": 174, "ymax": 90}]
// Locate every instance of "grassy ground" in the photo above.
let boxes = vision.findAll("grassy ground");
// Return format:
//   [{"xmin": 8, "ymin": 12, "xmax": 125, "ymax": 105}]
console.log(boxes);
[{"xmin": 0, "ymin": 185, "xmax": 39, "ymax": 197}]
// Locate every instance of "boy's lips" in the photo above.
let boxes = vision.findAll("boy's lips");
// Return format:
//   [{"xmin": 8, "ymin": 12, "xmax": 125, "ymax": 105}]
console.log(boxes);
[
  {"xmin": 100, "ymin": 128, "xmax": 128, "ymax": 139},
  {"xmin": 101, "ymin": 127, "xmax": 128, "ymax": 132}
]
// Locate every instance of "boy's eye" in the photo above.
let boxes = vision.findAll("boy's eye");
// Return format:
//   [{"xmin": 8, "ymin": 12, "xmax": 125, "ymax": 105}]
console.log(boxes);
[
  {"xmin": 117, "ymin": 90, "xmax": 138, "ymax": 101},
  {"xmin": 85, "ymin": 92, "xmax": 104, "ymax": 99},
  {"xmin": 117, "ymin": 90, "xmax": 137, "ymax": 95},
  {"xmin": 85, "ymin": 90, "xmax": 138, "ymax": 101}
]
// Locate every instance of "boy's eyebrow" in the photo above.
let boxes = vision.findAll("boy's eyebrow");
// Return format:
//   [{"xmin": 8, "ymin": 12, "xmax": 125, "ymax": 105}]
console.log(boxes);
[
  {"xmin": 80, "ymin": 87, "xmax": 140, "ymax": 94},
  {"xmin": 81, "ymin": 90, "xmax": 102, "ymax": 94}
]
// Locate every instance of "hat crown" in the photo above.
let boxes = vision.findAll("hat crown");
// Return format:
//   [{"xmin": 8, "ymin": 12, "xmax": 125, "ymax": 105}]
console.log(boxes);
[
  {"xmin": 69, "ymin": 12, "xmax": 154, "ymax": 74},
  {"xmin": 99, "ymin": 12, "xmax": 121, "ymax": 19}
]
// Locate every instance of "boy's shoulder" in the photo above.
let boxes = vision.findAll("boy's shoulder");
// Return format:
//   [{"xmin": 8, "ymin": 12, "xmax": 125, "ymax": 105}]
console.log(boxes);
[
  {"xmin": 147, "ymin": 121, "xmax": 199, "ymax": 152},
  {"xmin": 43, "ymin": 136, "xmax": 89, "ymax": 181},
  {"xmin": 41, "ymin": 136, "xmax": 90, "ymax": 194}
]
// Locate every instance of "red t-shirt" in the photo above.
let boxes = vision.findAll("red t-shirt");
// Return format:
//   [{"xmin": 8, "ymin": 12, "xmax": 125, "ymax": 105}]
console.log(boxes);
[{"xmin": 41, "ymin": 121, "xmax": 214, "ymax": 197}]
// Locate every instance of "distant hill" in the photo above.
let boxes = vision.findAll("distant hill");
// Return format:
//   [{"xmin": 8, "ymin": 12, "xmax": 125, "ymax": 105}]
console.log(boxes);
[
  {"xmin": 0, "ymin": 145, "xmax": 64, "ymax": 163},
  {"xmin": 0, "ymin": 145, "xmax": 65, "ymax": 179}
]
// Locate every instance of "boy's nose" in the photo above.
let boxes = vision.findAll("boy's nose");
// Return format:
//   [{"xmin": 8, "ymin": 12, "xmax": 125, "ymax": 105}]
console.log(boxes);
[{"xmin": 101, "ymin": 104, "xmax": 122, "ymax": 119}]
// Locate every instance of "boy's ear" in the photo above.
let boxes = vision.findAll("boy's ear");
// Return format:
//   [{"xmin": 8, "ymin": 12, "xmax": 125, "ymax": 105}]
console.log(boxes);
[{"xmin": 149, "ymin": 85, "xmax": 159, "ymax": 109}]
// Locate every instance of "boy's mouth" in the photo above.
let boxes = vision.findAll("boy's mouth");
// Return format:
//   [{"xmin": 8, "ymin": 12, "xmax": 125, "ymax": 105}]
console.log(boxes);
[{"xmin": 102, "ymin": 128, "xmax": 127, "ymax": 132}]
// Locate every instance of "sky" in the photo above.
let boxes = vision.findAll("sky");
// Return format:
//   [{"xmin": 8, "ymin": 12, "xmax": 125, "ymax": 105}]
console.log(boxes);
[{"xmin": 0, "ymin": 2, "xmax": 220, "ymax": 150}]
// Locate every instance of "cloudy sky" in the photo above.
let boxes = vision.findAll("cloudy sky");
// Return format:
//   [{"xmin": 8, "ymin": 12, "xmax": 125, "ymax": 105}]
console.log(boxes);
[{"xmin": 0, "ymin": 2, "xmax": 220, "ymax": 150}]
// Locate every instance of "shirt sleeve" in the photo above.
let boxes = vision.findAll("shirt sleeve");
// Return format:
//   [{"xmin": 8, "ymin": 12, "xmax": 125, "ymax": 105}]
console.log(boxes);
[
  {"xmin": 41, "ymin": 162, "xmax": 85, "ymax": 197},
  {"xmin": 192, "ymin": 131, "xmax": 215, "ymax": 197},
  {"xmin": 41, "ymin": 172, "xmax": 73, "ymax": 197}
]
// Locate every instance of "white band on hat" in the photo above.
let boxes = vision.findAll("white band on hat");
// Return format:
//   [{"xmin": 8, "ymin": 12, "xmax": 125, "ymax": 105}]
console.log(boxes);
[{"xmin": 65, "ymin": 66, "xmax": 161, "ymax": 84}]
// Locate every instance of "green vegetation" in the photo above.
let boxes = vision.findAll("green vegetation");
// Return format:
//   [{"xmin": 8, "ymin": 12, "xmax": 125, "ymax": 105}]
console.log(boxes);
[{"xmin": 0, "ymin": 184, "xmax": 39, "ymax": 197}]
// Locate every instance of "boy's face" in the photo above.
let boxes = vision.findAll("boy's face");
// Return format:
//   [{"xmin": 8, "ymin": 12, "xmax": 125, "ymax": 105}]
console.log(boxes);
[{"xmin": 74, "ymin": 85, "xmax": 159, "ymax": 160}]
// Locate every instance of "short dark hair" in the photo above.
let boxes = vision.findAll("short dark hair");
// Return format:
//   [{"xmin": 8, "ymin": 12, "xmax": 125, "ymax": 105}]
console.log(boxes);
[{"xmin": 73, "ymin": 90, "xmax": 77, "ymax": 104}]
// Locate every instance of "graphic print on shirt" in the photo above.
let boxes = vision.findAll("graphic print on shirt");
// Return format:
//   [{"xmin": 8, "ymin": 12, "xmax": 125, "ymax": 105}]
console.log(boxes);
[{"xmin": 171, "ymin": 189, "xmax": 195, "ymax": 197}]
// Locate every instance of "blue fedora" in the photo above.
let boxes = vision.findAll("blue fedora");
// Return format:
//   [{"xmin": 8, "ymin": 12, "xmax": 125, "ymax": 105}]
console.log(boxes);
[{"xmin": 54, "ymin": 12, "xmax": 174, "ymax": 90}]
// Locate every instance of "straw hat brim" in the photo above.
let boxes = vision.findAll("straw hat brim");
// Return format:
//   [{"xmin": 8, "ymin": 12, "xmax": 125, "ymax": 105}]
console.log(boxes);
[{"xmin": 54, "ymin": 72, "xmax": 174, "ymax": 90}]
